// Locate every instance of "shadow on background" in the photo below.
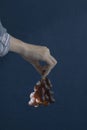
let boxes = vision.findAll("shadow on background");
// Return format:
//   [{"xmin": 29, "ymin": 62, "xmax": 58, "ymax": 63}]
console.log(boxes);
[{"xmin": 0, "ymin": 0, "xmax": 87, "ymax": 130}]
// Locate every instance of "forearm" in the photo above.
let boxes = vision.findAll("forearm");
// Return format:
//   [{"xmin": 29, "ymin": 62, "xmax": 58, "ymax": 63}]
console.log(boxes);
[
  {"xmin": 9, "ymin": 36, "xmax": 37, "ymax": 58},
  {"xmin": 9, "ymin": 36, "xmax": 26, "ymax": 55},
  {"xmin": 0, "ymin": 21, "xmax": 32, "ymax": 57}
]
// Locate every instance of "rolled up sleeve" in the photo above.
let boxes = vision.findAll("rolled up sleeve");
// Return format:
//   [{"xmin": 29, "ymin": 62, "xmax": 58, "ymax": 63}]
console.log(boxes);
[{"xmin": 0, "ymin": 21, "xmax": 10, "ymax": 57}]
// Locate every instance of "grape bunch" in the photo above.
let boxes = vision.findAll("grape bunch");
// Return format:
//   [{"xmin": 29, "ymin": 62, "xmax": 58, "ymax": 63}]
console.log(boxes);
[{"xmin": 28, "ymin": 78, "xmax": 55, "ymax": 107}]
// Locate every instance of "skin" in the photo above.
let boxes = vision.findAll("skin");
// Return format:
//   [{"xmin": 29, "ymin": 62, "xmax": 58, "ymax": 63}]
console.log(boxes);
[{"xmin": 9, "ymin": 36, "xmax": 57, "ymax": 78}]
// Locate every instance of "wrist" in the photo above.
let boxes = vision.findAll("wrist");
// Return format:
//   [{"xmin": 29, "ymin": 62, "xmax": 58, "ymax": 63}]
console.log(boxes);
[{"xmin": 9, "ymin": 36, "xmax": 26, "ymax": 55}]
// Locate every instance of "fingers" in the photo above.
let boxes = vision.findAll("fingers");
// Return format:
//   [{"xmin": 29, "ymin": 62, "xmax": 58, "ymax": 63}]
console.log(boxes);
[
  {"xmin": 32, "ymin": 61, "xmax": 43, "ymax": 75},
  {"xmin": 42, "ymin": 54, "xmax": 57, "ymax": 78},
  {"xmin": 31, "ymin": 48, "xmax": 57, "ymax": 78},
  {"xmin": 49, "ymin": 55, "xmax": 57, "ymax": 65},
  {"xmin": 32, "ymin": 54, "xmax": 57, "ymax": 78}
]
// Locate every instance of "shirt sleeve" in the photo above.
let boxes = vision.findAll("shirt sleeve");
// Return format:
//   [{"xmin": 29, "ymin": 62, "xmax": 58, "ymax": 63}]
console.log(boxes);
[{"xmin": 0, "ymin": 21, "xmax": 10, "ymax": 57}]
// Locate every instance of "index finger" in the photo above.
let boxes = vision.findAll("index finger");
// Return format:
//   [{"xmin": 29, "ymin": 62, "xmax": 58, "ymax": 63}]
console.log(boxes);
[{"xmin": 42, "ymin": 54, "xmax": 57, "ymax": 78}]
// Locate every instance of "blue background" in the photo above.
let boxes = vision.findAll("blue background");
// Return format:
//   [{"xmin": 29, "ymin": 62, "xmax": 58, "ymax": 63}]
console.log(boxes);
[{"xmin": 0, "ymin": 0, "xmax": 87, "ymax": 130}]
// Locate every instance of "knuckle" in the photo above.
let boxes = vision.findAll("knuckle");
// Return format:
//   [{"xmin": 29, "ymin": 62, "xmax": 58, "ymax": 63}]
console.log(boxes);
[
  {"xmin": 42, "ymin": 47, "xmax": 50, "ymax": 59},
  {"xmin": 51, "ymin": 61, "xmax": 57, "ymax": 68},
  {"xmin": 43, "ymin": 46, "xmax": 50, "ymax": 52},
  {"xmin": 54, "ymin": 60, "xmax": 57, "ymax": 65}
]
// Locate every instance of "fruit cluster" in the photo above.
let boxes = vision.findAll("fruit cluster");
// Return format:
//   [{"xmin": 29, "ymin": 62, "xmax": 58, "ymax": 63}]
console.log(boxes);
[{"xmin": 28, "ymin": 77, "xmax": 55, "ymax": 107}]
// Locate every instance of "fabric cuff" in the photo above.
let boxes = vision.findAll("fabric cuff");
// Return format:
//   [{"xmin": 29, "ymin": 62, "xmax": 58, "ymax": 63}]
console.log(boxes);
[{"xmin": 0, "ymin": 33, "xmax": 10, "ymax": 57}]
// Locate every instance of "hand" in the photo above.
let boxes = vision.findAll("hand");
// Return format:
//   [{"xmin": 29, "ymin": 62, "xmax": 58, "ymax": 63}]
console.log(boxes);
[
  {"xmin": 9, "ymin": 36, "xmax": 57, "ymax": 78},
  {"xmin": 22, "ymin": 44, "xmax": 57, "ymax": 78}
]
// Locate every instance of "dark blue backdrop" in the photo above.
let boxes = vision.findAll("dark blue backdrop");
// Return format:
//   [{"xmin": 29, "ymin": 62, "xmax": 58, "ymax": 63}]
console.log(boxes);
[{"xmin": 0, "ymin": 0, "xmax": 87, "ymax": 130}]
